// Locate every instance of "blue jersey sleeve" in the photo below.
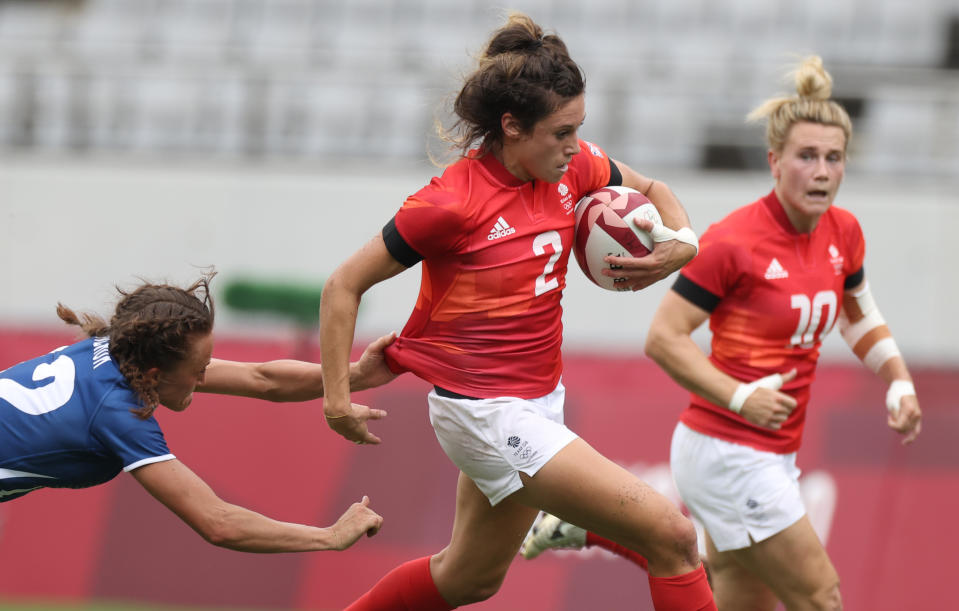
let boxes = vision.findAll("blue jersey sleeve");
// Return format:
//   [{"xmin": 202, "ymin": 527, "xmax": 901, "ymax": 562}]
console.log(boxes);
[{"xmin": 91, "ymin": 389, "xmax": 174, "ymax": 471}]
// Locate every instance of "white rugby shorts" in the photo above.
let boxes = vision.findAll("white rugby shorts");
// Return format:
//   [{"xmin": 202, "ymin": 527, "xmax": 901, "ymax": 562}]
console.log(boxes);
[
  {"xmin": 428, "ymin": 382, "xmax": 578, "ymax": 506},
  {"xmin": 670, "ymin": 421, "xmax": 805, "ymax": 551}
]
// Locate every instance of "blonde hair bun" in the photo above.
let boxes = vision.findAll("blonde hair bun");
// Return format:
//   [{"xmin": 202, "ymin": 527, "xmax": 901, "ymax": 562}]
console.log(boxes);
[
  {"xmin": 747, "ymin": 55, "xmax": 852, "ymax": 152},
  {"xmin": 794, "ymin": 56, "xmax": 833, "ymax": 101}
]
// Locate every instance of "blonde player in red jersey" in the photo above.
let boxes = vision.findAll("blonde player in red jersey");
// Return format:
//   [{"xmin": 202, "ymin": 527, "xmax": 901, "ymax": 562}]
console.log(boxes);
[
  {"xmin": 319, "ymin": 12, "xmax": 716, "ymax": 611},
  {"xmin": 520, "ymin": 56, "xmax": 922, "ymax": 610}
]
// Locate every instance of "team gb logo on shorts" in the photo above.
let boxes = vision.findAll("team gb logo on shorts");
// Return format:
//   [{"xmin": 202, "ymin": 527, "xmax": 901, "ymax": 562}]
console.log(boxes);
[{"xmin": 507, "ymin": 435, "xmax": 531, "ymax": 459}]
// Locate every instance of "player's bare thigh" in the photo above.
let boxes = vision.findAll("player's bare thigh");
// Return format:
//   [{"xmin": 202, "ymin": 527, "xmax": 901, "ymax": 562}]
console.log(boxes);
[
  {"xmin": 514, "ymin": 437, "xmax": 700, "ymax": 576},
  {"xmin": 430, "ymin": 472, "xmax": 539, "ymax": 606},
  {"xmin": 721, "ymin": 515, "xmax": 841, "ymax": 611},
  {"xmin": 704, "ymin": 530, "xmax": 779, "ymax": 611}
]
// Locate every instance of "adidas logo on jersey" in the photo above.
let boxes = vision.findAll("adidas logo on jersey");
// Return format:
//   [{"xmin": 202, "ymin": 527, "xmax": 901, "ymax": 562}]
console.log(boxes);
[
  {"xmin": 764, "ymin": 258, "xmax": 789, "ymax": 280},
  {"xmin": 488, "ymin": 216, "xmax": 516, "ymax": 241}
]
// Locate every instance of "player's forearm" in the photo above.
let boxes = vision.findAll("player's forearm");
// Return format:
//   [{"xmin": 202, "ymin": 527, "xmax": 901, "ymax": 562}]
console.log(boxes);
[
  {"xmin": 840, "ymin": 281, "xmax": 913, "ymax": 383},
  {"xmin": 137, "ymin": 461, "xmax": 342, "ymax": 553},
  {"xmin": 198, "ymin": 359, "xmax": 324, "ymax": 401},
  {"xmin": 617, "ymin": 161, "xmax": 690, "ymax": 231},
  {"xmin": 644, "ymin": 180, "xmax": 691, "ymax": 231},
  {"xmin": 198, "ymin": 358, "xmax": 385, "ymax": 402},
  {"xmin": 319, "ymin": 276, "xmax": 361, "ymax": 412},
  {"xmin": 645, "ymin": 330, "xmax": 738, "ymax": 408},
  {"xmin": 248, "ymin": 360, "xmax": 326, "ymax": 401},
  {"xmin": 201, "ymin": 503, "xmax": 337, "ymax": 553},
  {"xmin": 876, "ymin": 354, "xmax": 913, "ymax": 385},
  {"xmin": 237, "ymin": 360, "xmax": 380, "ymax": 400}
]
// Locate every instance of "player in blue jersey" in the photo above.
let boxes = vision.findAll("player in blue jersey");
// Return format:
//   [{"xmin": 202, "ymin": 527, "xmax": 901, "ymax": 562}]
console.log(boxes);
[{"xmin": 0, "ymin": 272, "xmax": 394, "ymax": 553}]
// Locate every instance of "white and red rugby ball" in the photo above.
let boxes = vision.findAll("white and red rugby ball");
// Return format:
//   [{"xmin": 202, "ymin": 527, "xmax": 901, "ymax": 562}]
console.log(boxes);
[{"xmin": 573, "ymin": 186, "xmax": 662, "ymax": 291}]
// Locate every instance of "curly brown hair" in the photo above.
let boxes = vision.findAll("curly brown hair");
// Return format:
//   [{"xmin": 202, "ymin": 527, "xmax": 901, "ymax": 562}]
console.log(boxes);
[
  {"xmin": 57, "ymin": 271, "xmax": 216, "ymax": 418},
  {"xmin": 443, "ymin": 12, "xmax": 585, "ymax": 156}
]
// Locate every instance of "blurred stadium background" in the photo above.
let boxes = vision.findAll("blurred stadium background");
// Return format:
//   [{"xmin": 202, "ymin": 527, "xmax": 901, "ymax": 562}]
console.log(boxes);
[{"xmin": 0, "ymin": 1, "xmax": 957, "ymax": 609}]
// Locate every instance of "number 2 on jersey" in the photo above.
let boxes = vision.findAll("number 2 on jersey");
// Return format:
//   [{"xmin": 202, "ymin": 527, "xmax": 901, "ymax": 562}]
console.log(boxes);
[
  {"xmin": 0, "ymin": 353, "xmax": 76, "ymax": 415},
  {"xmin": 533, "ymin": 230, "xmax": 563, "ymax": 296}
]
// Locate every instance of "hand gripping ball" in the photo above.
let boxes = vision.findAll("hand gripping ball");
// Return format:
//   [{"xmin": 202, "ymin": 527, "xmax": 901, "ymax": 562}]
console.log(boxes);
[{"xmin": 572, "ymin": 186, "xmax": 662, "ymax": 291}]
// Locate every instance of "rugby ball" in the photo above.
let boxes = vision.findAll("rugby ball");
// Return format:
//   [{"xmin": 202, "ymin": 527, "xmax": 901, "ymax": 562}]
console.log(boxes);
[{"xmin": 573, "ymin": 186, "xmax": 662, "ymax": 291}]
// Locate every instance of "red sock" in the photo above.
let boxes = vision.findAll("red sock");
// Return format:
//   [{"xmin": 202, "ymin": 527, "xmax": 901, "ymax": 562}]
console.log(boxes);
[
  {"xmin": 585, "ymin": 532, "xmax": 649, "ymax": 571},
  {"xmin": 345, "ymin": 556, "xmax": 454, "ymax": 611},
  {"xmin": 648, "ymin": 564, "xmax": 716, "ymax": 611}
]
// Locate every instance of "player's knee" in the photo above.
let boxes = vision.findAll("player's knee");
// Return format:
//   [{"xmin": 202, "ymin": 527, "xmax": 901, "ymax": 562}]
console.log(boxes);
[
  {"xmin": 648, "ymin": 513, "xmax": 700, "ymax": 569},
  {"xmin": 433, "ymin": 556, "xmax": 508, "ymax": 607},
  {"xmin": 450, "ymin": 575, "xmax": 506, "ymax": 605},
  {"xmin": 673, "ymin": 515, "xmax": 701, "ymax": 565},
  {"xmin": 662, "ymin": 512, "xmax": 699, "ymax": 554},
  {"xmin": 784, "ymin": 574, "xmax": 842, "ymax": 611},
  {"xmin": 810, "ymin": 578, "xmax": 842, "ymax": 611}
]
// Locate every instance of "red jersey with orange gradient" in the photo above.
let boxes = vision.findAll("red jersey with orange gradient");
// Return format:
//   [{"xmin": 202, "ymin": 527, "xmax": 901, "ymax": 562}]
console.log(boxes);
[
  {"xmin": 382, "ymin": 140, "xmax": 613, "ymax": 398},
  {"xmin": 675, "ymin": 190, "xmax": 865, "ymax": 453}
]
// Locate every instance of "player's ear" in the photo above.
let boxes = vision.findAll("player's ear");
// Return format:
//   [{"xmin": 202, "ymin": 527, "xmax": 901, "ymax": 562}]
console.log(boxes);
[
  {"xmin": 143, "ymin": 367, "xmax": 161, "ymax": 384},
  {"xmin": 501, "ymin": 112, "xmax": 524, "ymax": 139},
  {"xmin": 767, "ymin": 149, "xmax": 781, "ymax": 180}
]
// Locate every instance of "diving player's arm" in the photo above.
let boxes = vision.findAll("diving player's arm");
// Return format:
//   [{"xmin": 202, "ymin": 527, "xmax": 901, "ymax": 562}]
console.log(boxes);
[
  {"xmin": 839, "ymin": 278, "xmax": 921, "ymax": 443},
  {"xmin": 197, "ymin": 332, "xmax": 397, "ymax": 401},
  {"xmin": 132, "ymin": 459, "xmax": 382, "ymax": 552}
]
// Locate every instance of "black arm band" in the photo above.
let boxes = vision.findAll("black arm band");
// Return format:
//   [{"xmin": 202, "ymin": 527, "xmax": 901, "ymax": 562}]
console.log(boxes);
[
  {"xmin": 844, "ymin": 266, "xmax": 865, "ymax": 290},
  {"xmin": 382, "ymin": 217, "xmax": 423, "ymax": 267},
  {"xmin": 607, "ymin": 157, "xmax": 623, "ymax": 186},
  {"xmin": 672, "ymin": 274, "xmax": 721, "ymax": 312}
]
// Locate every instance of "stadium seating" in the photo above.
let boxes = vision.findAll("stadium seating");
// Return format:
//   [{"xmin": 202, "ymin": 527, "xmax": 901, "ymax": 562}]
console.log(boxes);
[{"xmin": 0, "ymin": 0, "xmax": 956, "ymax": 175}]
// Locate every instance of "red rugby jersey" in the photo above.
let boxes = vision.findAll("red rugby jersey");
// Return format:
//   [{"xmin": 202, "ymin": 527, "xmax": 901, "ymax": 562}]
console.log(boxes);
[
  {"xmin": 383, "ymin": 140, "xmax": 612, "ymax": 398},
  {"xmin": 676, "ymin": 190, "xmax": 865, "ymax": 453}
]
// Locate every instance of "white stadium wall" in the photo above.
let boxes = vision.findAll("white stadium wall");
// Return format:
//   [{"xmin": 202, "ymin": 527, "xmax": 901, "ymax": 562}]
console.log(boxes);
[{"xmin": 1, "ymin": 157, "xmax": 956, "ymax": 365}]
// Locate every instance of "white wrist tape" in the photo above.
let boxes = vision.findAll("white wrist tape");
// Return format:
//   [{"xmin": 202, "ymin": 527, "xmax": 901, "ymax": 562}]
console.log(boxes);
[
  {"xmin": 885, "ymin": 380, "xmax": 915, "ymax": 415},
  {"xmin": 648, "ymin": 224, "xmax": 699, "ymax": 254},
  {"xmin": 674, "ymin": 227, "xmax": 699, "ymax": 253},
  {"xmin": 728, "ymin": 384, "xmax": 754, "ymax": 414},
  {"xmin": 728, "ymin": 372, "xmax": 786, "ymax": 414}
]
